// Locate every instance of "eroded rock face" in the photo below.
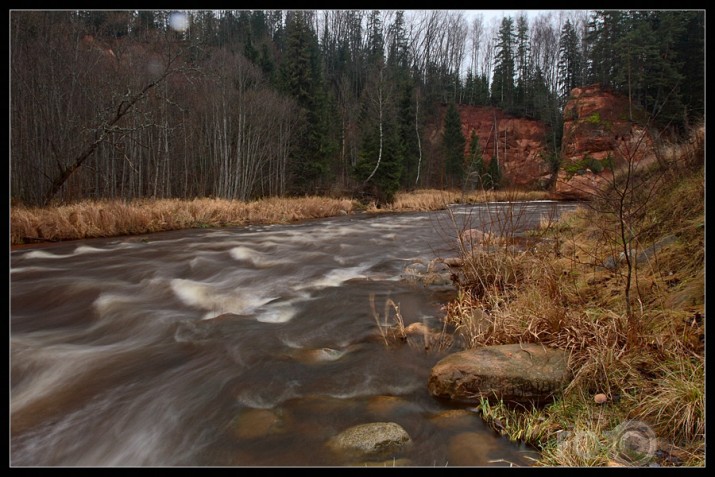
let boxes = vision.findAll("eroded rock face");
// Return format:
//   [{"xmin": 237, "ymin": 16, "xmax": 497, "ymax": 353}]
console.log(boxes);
[
  {"xmin": 326, "ymin": 422, "xmax": 412, "ymax": 458},
  {"xmin": 555, "ymin": 84, "xmax": 655, "ymax": 200},
  {"xmin": 427, "ymin": 105, "xmax": 552, "ymax": 189},
  {"xmin": 458, "ymin": 106, "xmax": 553, "ymax": 189},
  {"xmin": 428, "ymin": 343, "xmax": 570, "ymax": 405}
]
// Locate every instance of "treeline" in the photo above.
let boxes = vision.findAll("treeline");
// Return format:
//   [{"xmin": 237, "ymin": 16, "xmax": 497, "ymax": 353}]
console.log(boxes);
[{"xmin": 10, "ymin": 10, "xmax": 703, "ymax": 206}]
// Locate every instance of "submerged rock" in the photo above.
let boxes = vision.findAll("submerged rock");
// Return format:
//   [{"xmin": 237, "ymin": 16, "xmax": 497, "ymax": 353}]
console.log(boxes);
[
  {"xmin": 327, "ymin": 422, "xmax": 412, "ymax": 458},
  {"xmin": 231, "ymin": 408, "xmax": 286, "ymax": 440},
  {"xmin": 428, "ymin": 343, "xmax": 570, "ymax": 405}
]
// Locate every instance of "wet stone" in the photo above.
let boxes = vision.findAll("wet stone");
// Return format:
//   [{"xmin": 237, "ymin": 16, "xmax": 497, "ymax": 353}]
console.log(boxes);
[
  {"xmin": 327, "ymin": 422, "xmax": 412, "ymax": 458},
  {"xmin": 231, "ymin": 408, "xmax": 286, "ymax": 440}
]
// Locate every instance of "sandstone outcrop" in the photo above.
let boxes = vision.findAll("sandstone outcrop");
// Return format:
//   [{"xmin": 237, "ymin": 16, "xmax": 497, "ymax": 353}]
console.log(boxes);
[{"xmin": 555, "ymin": 84, "xmax": 655, "ymax": 200}]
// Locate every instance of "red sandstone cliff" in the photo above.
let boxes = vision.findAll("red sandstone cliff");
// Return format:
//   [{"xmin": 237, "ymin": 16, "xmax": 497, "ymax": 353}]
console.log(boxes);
[
  {"xmin": 428, "ymin": 105, "xmax": 552, "ymax": 189},
  {"xmin": 554, "ymin": 84, "xmax": 654, "ymax": 200}
]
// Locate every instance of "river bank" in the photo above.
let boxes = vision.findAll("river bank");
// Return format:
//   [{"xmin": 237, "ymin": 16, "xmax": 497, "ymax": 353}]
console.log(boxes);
[{"xmin": 10, "ymin": 189, "xmax": 551, "ymax": 247}]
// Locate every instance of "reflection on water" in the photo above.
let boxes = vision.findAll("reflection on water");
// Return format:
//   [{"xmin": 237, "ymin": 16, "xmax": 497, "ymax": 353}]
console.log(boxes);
[{"xmin": 10, "ymin": 202, "xmax": 578, "ymax": 466}]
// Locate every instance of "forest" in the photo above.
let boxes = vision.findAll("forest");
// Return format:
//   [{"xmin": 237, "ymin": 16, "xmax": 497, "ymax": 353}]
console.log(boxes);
[{"xmin": 10, "ymin": 10, "xmax": 704, "ymax": 207}]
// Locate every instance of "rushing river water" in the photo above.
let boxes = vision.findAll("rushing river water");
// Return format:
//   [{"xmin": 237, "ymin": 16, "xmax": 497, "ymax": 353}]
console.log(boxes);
[{"xmin": 10, "ymin": 201, "xmax": 579, "ymax": 467}]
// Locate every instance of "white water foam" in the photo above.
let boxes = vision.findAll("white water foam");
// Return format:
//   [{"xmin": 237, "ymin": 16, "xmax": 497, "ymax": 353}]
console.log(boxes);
[
  {"xmin": 235, "ymin": 380, "xmax": 302, "ymax": 409},
  {"xmin": 10, "ymin": 266, "xmax": 54, "ymax": 274},
  {"xmin": 229, "ymin": 246, "xmax": 285, "ymax": 268},
  {"xmin": 170, "ymin": 278, "xmax": 275, "ymax": 320},
  {"xmin": 298, "ymin": 265, "xmax": 369, "ymax": 290},
  {"xmin": 22, "ymin": 250, "xmax": 71, "ymax": 260},
  {"xmin": 73, "ymin": 245, "xmax": 108, "ymax": 255}
]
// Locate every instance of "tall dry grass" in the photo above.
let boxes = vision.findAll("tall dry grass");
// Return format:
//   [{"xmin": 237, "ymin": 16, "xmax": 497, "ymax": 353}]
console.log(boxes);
[
  {"xmin": 10, "ymin": 196, "xmax": 355, "ymax": 245},
  {"xmin": 366, "ymin": 188, "xmax": 551, "ymax": 213},
  {"xmin": 11, "ymin": 188, "xmax": 551, "ymax": 246}
]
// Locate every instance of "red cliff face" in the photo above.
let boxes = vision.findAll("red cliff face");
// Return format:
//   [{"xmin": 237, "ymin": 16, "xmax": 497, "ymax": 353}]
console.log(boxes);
[
  {"xmin": 555, "ymin": 84, "xmax": 654, "ymax": 200},
  {"xmin": 459, "ymin": 106, "xmax": 552, "ymax": 188},
  {"xmin": 428, "ymin": 106, "xmax": 551, "ymax": 189}
]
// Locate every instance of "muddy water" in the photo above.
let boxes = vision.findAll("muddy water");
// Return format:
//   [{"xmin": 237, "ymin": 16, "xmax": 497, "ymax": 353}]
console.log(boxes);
[{"xmin": 10, "ymin": 202, "xmax": 579, "ymax": 467}]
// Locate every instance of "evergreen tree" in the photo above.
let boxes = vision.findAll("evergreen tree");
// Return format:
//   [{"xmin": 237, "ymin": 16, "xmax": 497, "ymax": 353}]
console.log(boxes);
[
  {"xmin": 281, "ymin": 11, "xmax": 332, "ymax": 193},
  {"xmin": 677, "ymin": 11, "xmax": 704, "ymax": 126},
  {"xmin": 466, "ymin": 130, "xmax": 484, "ymax": 190},
  {"xmin": 514, "ymin": 14, "xmax": 531, "ymax": 114},
  {"xmin": 558, "ymin": 19, "xmax": 583, "ymax": 103},
  {"xmin": 586, "ymin": 10, "xmax": 626, "ymax": 88},
  {"xmin": 486, "ymin": 154, "xmax": 502, "ymax": 190},
  {"xmin": 491, "ymin": 16, "xmax": 516, "ymax": 111},
  {"xmin": 443, "ymin": 102, "xmax": 466, "ymax": 188}
]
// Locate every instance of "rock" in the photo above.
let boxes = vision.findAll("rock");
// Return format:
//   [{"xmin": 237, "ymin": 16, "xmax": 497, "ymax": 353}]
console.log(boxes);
[
  {"xmin": 454, "ymin": 105, "xmax": 552, "ymax": 188},
  {"xmin": 555, "ymin": 84, "xmax": 656, "ymax": 201},
  {"xmin": 428, "ymin": 343, "xmax": 570, "ymax": 405},
  {"xmin": 365, "ymin": 396, "xmax": 414, "ymax": 417},
  {"xmin": 459, "ymin": 229, "xmax": 491, "ymax": 249},
  {"xmin": 353, "ymin": 458, "xmax": 413, "ymax": 466},
  {"xmin": 442, "ymin": 257, "xmax": 464, "ymax": 268},
  {"xmin": 402, "ymin": 259, "xmax": 455, "ymax": 289},
  {"xmin": 231, "ymin": 408, "xmax": 286, "ymax": 440},
  {"xmin": 446, "ymin": 431, "xmax": 500, "ymax": 466},
  {"xmin": 594, "ymin": 393, "xmax": 608, "ymax": 404},
  {"xmin": 404, "ymin": 322, "xmax": 431, "ymax": 336},
  {"xmin": 292, "ymin": 346, "xmax": 350, "ymax": 364},
  {"xmin": 327, "ymin": 422, "xmax": 412, "ymax": 458},
  {"xmin": 429, "ymin": 409, "xmax": 481, "ymax": 429}
]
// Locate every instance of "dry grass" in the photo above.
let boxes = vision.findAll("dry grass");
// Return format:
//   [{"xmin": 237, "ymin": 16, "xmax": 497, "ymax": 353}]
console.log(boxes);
[
  {"xmin": 10, "ymin": 196, "xmax": 355, "ymax": 245},
  {"xmin": 635, "ymin": 353, "xmax": 705, "ymax": 445},
  {"xmin": 442, "ymin": 126, "xmax": 704, "ymax": 466},
  {"xmin": 365, "ymin": 188, "xmax": 551, "ymax": 213},
  {"xmin": 11, "ymin": 188, "xmax": 551, "ymax": 246},
  {"xmin": 370, "ymin": 294, "xmax": 408, "ymax": 347}
]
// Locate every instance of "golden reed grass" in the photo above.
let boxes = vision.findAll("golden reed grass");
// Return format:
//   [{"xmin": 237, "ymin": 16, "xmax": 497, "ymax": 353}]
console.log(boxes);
[
  {"xmin": 10, "ymin": 189, "xmax": 551, "ymax": 246},
  {"xmin": 10, "ymin": 196, "xmax": 355, "ymax": 245}
]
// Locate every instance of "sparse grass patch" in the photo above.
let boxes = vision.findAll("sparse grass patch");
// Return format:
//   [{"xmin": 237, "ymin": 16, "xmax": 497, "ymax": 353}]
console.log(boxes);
[{"xmin": 634, "ymin": 353, "xmax": 704, "ymax": 446}]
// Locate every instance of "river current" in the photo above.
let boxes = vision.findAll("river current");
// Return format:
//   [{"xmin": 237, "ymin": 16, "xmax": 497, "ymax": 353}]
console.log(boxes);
[{"xmin": 10, "ymin": 201, "xmax": 579, "ymax": 467}]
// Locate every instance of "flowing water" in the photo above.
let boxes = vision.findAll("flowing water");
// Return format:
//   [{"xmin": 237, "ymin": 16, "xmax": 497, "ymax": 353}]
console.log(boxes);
[{"xmin": 10, "ymin": 201, "xmax": 579, "ymax": 467}]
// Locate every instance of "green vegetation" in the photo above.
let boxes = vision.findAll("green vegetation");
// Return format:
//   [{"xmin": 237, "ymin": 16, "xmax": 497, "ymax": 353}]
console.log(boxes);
[
  {"xmin": 585, "ymin": 112, "xmax": 601, "ymax": 125},
  {"xmin": 563, "ymin": 154, "xmax": 610, "ymax": 175}
]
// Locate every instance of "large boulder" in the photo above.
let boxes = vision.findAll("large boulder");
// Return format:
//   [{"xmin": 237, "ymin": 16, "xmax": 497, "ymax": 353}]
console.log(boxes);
[
  {"xmin": 428, "ymin": 343, "xmax": 570, "ymax": 405},
  {"xmin": 326, "ymin": 422, "xmax": 412, "ymax": 458}
]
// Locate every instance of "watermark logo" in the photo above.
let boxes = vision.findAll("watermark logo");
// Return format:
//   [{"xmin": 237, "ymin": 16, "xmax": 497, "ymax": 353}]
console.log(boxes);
[{"xmin": 556, "ymin": 420, "xmax": 657, "ymax": 466}]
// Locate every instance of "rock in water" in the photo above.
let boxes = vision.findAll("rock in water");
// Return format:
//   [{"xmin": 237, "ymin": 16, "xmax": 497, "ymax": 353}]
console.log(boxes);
[
  {"xmin": 428, "ymin": 343, "xmax": 570, "ymax": 405},
  {"xmin": 327, "ymin": 422, "xmax": 412, "ymax": 458}
]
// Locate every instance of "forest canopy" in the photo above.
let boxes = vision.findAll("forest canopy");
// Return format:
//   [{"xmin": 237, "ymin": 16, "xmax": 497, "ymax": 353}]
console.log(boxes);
[{"xmin": 10, "ymin": 10, "xmax": 704, "ymax": 206}]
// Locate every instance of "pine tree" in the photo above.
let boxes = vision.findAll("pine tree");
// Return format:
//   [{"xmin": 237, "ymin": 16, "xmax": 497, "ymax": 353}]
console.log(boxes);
[
  {"xmin": 486, "ymin": 154, "xmax": 502, "ymax": 190},
  {"xmin": 466, "ymin": 130, "xmax": 484, "ymax": 190},
  {"xmin": 443, "ymin": 102, "xmax": 466, "ymax": 188},
  {"xmin": 281, "ymin": 11, "xmax": 332, "ymax": 193},
  {"xmin": 491, "ymin": 16, "xmax": 516, "ymax": 111},
  {"xmin": 514, "ymin": 14, "xmax": 531, "ymax": 115},
  {"xmin": 557, "ymin": 19, "xmax": 583, "ymax": 103},
  {"xmin": 586, "ymin": 10, "xmax": 626, "ymax": 88}
]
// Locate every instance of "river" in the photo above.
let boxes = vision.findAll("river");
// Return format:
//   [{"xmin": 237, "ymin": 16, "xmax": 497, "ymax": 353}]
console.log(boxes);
[{"xmin": 10, "ymin": 201, "xmax": 579, "ymax": 467}]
